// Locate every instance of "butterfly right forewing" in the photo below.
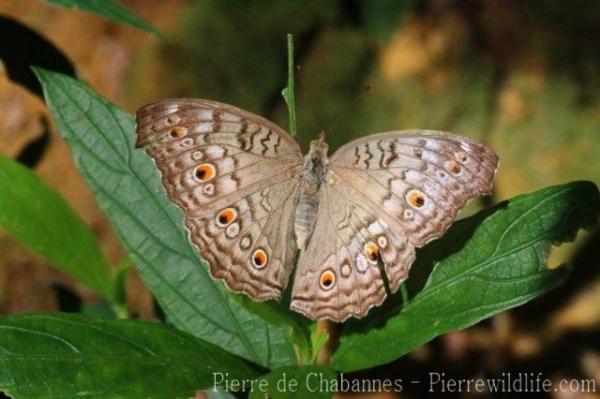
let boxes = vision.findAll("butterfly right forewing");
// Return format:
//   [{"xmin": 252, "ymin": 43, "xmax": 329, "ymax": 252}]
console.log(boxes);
[{"xmin": 328, "ymin": 130, "xmax": 497, "ymax": 292}]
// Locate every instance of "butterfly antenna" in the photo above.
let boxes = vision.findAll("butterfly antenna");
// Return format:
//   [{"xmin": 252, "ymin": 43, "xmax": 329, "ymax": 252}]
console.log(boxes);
[
  {"xmin": 327, "ymin": 82, "xmax": 373, "ymax": 136},
  {"xmin": 295, "ymin": 64, "xmax": 321, "ymax": 137},
  {"xmin": 296, "ymin": 64, "xmax": 308, "ymax": 101}
]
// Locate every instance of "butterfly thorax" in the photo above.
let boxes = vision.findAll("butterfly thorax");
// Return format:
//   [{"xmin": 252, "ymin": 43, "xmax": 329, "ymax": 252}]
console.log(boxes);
[{"xmin": 294, "ymin": 135, "xmax": 329, "ymax": 251}]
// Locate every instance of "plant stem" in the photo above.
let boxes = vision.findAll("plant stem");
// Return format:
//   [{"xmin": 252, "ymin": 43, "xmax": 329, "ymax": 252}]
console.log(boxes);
[
  {"xmin": 316, "ymin": 320, "xmax": 339, "ymax": 364},
  {"xmin": 400, "ymin": 282, "xmax": 409, "ymax": 310},
  {"xmin": 111, "ymin": 302, "xmax": 129, "ymax": 319},
  {"xmin": 282, "ymin": 33, "xmax": 297, "ymax": 136}
]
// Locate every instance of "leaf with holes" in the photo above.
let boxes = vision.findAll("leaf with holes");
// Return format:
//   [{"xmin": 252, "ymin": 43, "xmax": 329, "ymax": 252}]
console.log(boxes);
[
  {"xmin": 333, "ymin": 181, "xmax": 600, "ymax": 371},
  {"xmin": 0, "ymin": 313, "xmax": 259, "ymax": 398},
  {"xmin": 34, "ymin": 67, "xmax": 296, "ymax": 368}
]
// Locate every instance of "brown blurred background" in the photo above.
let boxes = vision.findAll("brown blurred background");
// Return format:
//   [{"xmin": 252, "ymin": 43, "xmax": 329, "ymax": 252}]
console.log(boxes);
[{"xmin": 0, "ymin": 1, "xmax": 599, "ymax": 397}]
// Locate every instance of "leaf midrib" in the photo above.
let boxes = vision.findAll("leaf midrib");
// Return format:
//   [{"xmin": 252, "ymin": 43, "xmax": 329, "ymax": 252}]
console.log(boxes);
[
  {"xmin": 333, "ymin": 271, "xmax": 565, "ymax": 366},
  {"xmin": 418, "ymin": 187, "xmax": 582, "ymax": 301},
  {"xmin": 0, "ymin": 354, "xmax": 223, "ymax": 362},
  {"xmin": 45, "ymin": 73, "xmax": 263, "ymax": 364},
  {"xmin": 338, "ymin": 187, "xmax": 587, "ymax": 364}
]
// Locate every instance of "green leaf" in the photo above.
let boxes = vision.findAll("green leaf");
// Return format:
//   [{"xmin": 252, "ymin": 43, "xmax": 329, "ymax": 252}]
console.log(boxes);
[
  {"xmin": 333, "ymin": 181, "xmax": 600, "ymax": 371},
  {"xmin": 232, "ymin": 294, "xmax": 312, "ymax": 365},
  {"xmin": 0, "ymin": 313, "xmax": 259, "ymax": 399},
  {"xmin": 248, "ymin": 365, "xmax": 336, "ymax": 399},
  {"xmin": 45, "ymin": 0, "xmax": 165, "ymax": 38},
  {"xmin": 0, "ymin": 154, "xmax": 115, "ymax": 301},
  {"xmin": 33, "ymin": 67, "xmax": 296, "ymax": 368}
]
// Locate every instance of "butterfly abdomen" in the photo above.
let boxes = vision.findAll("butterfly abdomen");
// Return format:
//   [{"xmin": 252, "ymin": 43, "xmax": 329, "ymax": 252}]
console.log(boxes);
[
  {"xmin": 294, "ymin": 192, "xmax": 319, "ymax": 250},
  {"xmin": 294, "ymin": 135, "xmax": 329, "ymax": 250},
  {"xmin": 294, "ymin": 161, "xmax": 325, "ymax": 251}
]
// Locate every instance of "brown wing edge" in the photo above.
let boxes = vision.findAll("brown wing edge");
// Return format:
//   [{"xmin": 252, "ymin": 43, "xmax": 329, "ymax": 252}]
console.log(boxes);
[{"xmin": 135, "ymin": 98, "xmax": 303, "ymax": 158}]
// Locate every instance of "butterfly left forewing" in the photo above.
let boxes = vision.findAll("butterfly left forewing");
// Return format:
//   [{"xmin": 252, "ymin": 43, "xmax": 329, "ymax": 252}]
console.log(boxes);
[{"xmin": 136, "ymin": 99, "xmax": 303, "ymax": 300}]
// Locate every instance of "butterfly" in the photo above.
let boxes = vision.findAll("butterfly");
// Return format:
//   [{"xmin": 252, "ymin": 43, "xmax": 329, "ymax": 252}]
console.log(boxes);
[{"xmin": 135, "ymin": 99, "xmax": 498, "ymax": 323}]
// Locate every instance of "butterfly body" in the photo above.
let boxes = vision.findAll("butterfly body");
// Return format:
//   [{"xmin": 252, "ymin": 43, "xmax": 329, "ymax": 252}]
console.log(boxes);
[
  {"xmin": 294, "ymin": 134, "xmax": 329, "ymax": 250},
  {"xmin": 136, "ymin": 99, "xmax": 498, "ymax": 322}
]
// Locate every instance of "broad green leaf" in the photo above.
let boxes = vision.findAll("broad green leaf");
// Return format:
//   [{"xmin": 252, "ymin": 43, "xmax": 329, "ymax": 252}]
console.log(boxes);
[
  {"xmin": 0, "ymin": 154, "xmax": 115, "ymax": 301},
  {"xmin": 0, "ymin": 313, "xmax": 259, "ymax": 399},
  {"xmin": 248, "ymin": 365, "xmax": 336, "ymax": 399},
  {"xmin": 45, "ymin": 0, "xmax": 165, "ymax": 38},
  {"xmin": 333, "ymin": 181, "xmax": 600, "ymax": 371},
  {"xmin": 34, "ymin": 67, "xmax": 296, "ymax": 368},
  {"xmin": 233, "ymin": 294, "xmax": 312, "ymax": 364}
]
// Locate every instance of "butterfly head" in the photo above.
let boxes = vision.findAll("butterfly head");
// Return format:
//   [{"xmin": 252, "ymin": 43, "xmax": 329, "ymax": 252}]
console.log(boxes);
[
  {"xmin": 308, "ymin": 132, "xmax": 329, "ymax": 158},
  {"xmin": 297, "ymin": 132, "xmax": 330, "ymax": 189},
  {"xmin": 304, "ymin": 132, "xmax": 329, "ymax": 173}
]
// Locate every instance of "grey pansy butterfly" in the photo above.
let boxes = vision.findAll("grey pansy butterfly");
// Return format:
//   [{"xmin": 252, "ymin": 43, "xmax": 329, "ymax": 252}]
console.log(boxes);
[{"xmin": 135, "ymin": 99, "xmax": 498, "ymax": 323}]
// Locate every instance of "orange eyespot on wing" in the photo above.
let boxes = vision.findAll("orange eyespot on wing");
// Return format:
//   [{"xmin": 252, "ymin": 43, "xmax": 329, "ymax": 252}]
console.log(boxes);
[
  {"xmin": 194, "ymin": 163, "xmax": 216, "ymax": 181},
  {"xmin": 363, "ymin": 242, "xmax": 379, "ymax": 263},
  {"xmin": 216, "ymin": 208, "xmax": 237, "ymax": 227},
  {"xmin": 445, "ymin": 160, "xmax": 462, "ymax": 175},
  {"xmin": 319, "ymin": 270, "xmax": 336, "ymax": 290},
  {"xmin": 251, "ymin": 249, "xmax": 268, "ymax": 269},
  {"xmin": 406, "ymin": 189, "xmax": 426, "ymax": 208},
  {"xmin": 454, "ymin": 151, "xmax": 469, "ymax": 163},
  {"xmin": 169, "ymin": 126, "xmax": 188, "ymax": 138}
]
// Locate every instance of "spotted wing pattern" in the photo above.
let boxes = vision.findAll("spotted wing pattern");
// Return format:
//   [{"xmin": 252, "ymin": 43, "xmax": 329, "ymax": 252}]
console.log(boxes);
[
  {"xmin": 291, "ymin": 184, "xmax": 415, "ymax": 322},
  {"xmin": 330, "ymin": 130, "xmax": 498, "ymax": 247},
  {"xmin": 292, "ymin": 130, "xmax": 498, "ymax": 321},
  {"xmin": 136, "ymin": 99, "xmax": 303, "ymax": 300}
]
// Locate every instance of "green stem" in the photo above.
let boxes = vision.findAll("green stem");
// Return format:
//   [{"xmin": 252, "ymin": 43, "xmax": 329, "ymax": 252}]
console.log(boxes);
[
  {"xmin": 111, "ymin": 302, "xmax": 129, "ymax": 319},
  {"xmin": 110, "ymin": 256, "xmax": 132, "ymax": 319},
  {"xmin": 282, "ymin": 33, "xmax": 297, "ymax": 136},
  {"xmin": 400, "ymin": 282, "xmax": 409, "ymax": 310}
]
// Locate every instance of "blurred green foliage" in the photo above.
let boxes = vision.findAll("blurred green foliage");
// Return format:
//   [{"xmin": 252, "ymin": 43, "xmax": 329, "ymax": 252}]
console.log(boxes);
[
  {"xmin": 46, "ymin": 0, "xmax": 164, "ymax": 37},
  {"xmin": 127, "ymin": 0, "xmax": 598, "ymax": 199}
]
